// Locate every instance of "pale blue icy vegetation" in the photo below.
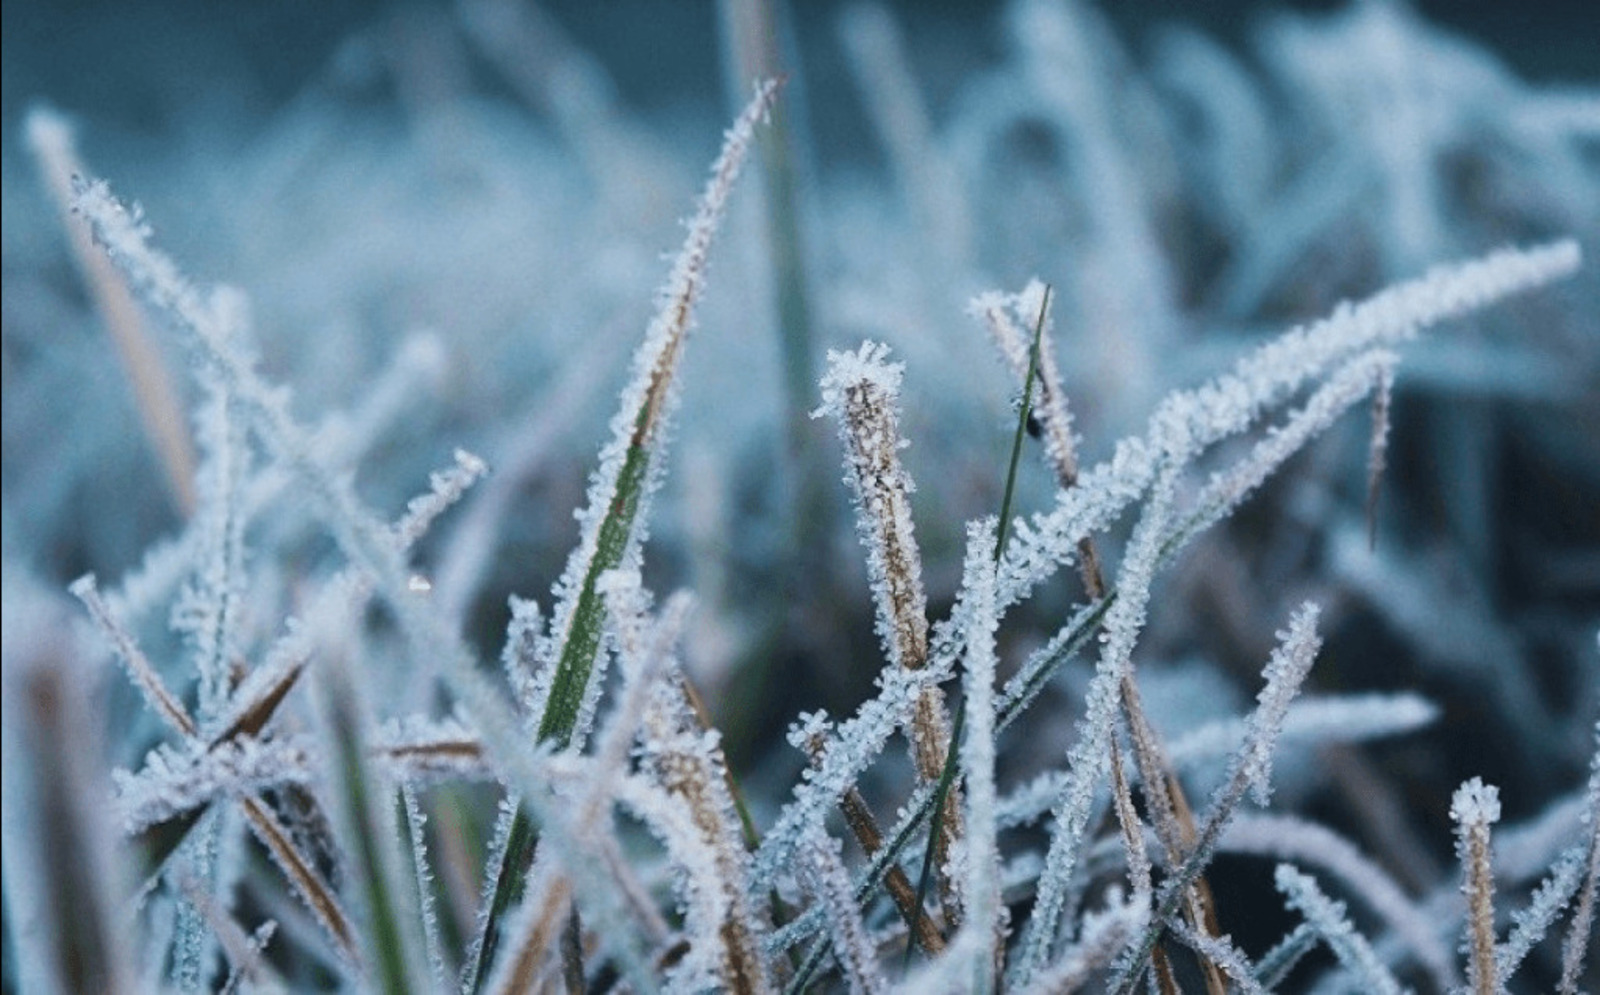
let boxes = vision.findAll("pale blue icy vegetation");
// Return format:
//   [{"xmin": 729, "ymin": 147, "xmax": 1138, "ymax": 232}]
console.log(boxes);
[{"xmin": 1, "ymin": 1, "xmax": 1597, "ymax": 991}]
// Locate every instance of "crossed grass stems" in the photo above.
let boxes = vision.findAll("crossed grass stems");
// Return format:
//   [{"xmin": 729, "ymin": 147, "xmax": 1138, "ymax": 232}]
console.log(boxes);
[{"xmin": 48, "ymin": 73, "xmax": 1594, "ymax": 994}]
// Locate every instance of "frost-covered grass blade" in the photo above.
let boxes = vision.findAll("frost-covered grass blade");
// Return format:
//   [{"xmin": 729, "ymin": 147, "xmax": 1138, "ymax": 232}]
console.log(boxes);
[{"xmin": 468, "ymin": 78, "xmax": 777, "ymax": 989}]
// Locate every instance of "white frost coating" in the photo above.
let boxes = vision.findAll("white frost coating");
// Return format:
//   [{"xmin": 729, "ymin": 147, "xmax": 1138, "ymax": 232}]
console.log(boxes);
[
  {"xmin": 1254, "ymin": 922, "xmax": 1318, "ymax": 990},
  {"xmin": 995, "ymin": 770, "xmax": 1073, "ymax": 831},
  {"xmin": 70, "ymin": 170, "xmax": 528, "ymax": 861},
  {"xmin": 814, "ymin": 338, "xmax": 958, "ymax": 893},
  {"xmin": 115, "ymin": 737, "xmax": 314, "ymax": 835},
  {"xmin": 203, "ymin": 611, "xmax": 315, "ymax": 742},
  {"xmin": 500, "ymin": 596, "xmax": 545, "ymax": 720},
  {"xmin": 750, "ymin": 647, "xmax": 952, "ymax": 892},
  {"xmin": 814, "ymin": 340, "xmax": 930, "ymax": 676},
  {"xmin": 1022, "ymin": 888, "xmax": 1147, "ymax": 995},
  {"xmin": 484, "ymin": 760, "xmax": 665, "ymax": 994},
  {"xmin": 1188, "ymin": 350, "xmax": 1398, "ymax": 544},
  {"xmin": 105, "ymin": 530, "xmax": 203, "ymax": 629},
  {"xmin": 1452, "ymin": 777, "xmax": 1504, "ymax": 828},
  {"xmin": 611, "ymin": 770, "xmax": 754, "ymax": 994},
  {"xmin": 224, "ymin": 919, "xmax": 282, "ymax": 995},
  {"xmin": 1239, "ymin": 603, "xmax": 1324, "ymax": 807},
  {"xmin": 105, "ymin": 323, "xmax": 438, "ymax": 629},
  {"xmin": 1451, "ymin": 778, "xmax": 1501, "ymax": 995},
  {"xmin": 1190, "ymin": 603, "xmax": 1322, "ymax": 840},
  {"xmin": 756, "ymin": 242, "xmax": 1583, "ymax": 980},
  {"xmin": 72, "ymin": 167, "xmax": 579, "ymax": 835},
  {"xmin": 176, "ymin": 377, "xmax": 249, "ymax": 720},
  {"xmin": 539, "ymin": 78, "xmax": 778, "ymax": 752},
  {"xmin": 814, "ymin": 339, "xmax": 908, "ymax": 420},
  {"xmin": 70, "ymin": 90, "xmax": 777, "ymax": 990},
  {"xmin": 992, "ymin": 599, "xmax": 1104, "ymax": 730},
  {"xmin": 494, "ymin": 582, "xmax": 729, "ymax": 994},
  {"xmin": 1223, "ymin": 814, "xmax": 1456, "ymax": 989},
  {"xmin": 799, "ymin": 826, "xmax": 884, "ymax": 995},
  {"xmin": 632, "ymin": 623, "xmax": 770, "ymax": 993},
  {"xmin": 71, "ymin": 573, "xmax": 198, "ymax": 739},
  {"xmin": 991, "ymin": 240, "xmax": 1580, "ymax": 619},
  {"xmin": 391, "ymin": 448, "xmax": 489, "ymax": 551},
  {"xmin": 1099, "ymin": 603, "xmax": 1323, "ymax": 993},
  {"xmin": 401, "ymin": 783, "xmax": 451, "ymax": 995},
  {"xmin": 1496, "ymin": 841, "xmax": 1586, "ymax": 988},
  {"xmin": 1166, "ymin": 692, "xmax": 1438, "ymax": 772},
  {"xmin": 955, "ymin": 519, "xmax": 1004, "ymax": 975},
  {"xmin": 72, "ymin": 176, "xmax": 413, "ymax": 612},
  {"xmin": 1012, "ymin": 461, "xmax": 1180, "ymax": 987},
  {"xmin": 1558, "ymin": 721, "xmax": 1599, "ymax": 994},
  {"xmin": 377, "ymin": 716, "xmax": 493, "ymax": 782},
  {"xmin": 1275, "ymin": 864, "xmax": 1408, "ymax": 995},
  {"xmin": 971, "ymin": 279, "xmax": 1083, "ymax": 483},
  {"xmin": 461, "ymin": 794, "xmax": 522, "ymax": 994},
  {"xmin": 1167, "ymin": 921, "xmax": 1267, "ymax": 995},
  {"xmin": 992, "ymin": 434, "xmax": 1157, "ymax": 615},
  {"xmin": 447, "ymin": 636, "xmax": 666, "ymax": 990},
  {"xmin": 204, "ymin": 451, "xmax": 467, "ymax": 746},
  {"xmin": 237, "ymin": 796, "xmax": 356, "ymax": 969},
  {"xmin": 172, "ymin": 808, "xmax": 223, "ymax": 992},
  {"xmin": 593, "ymin": 571, "xmax": 688, "ymax": 781},
  {"xmin": 1365, "ymin": 360, "xmax": 1395, "ymax": 538},
  {"xmin": 953, "ymin": 243, "xmax": 1568, "ymax": 726},
  {"xmin": 762, "ymin": 778, "xmax": 943, "ymax": 956}
]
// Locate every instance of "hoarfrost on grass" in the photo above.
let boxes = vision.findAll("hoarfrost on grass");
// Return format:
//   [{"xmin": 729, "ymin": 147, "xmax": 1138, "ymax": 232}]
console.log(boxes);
[{"xmin": 6, "ymin": 3, "xmax": 1598, "ymax": 992}]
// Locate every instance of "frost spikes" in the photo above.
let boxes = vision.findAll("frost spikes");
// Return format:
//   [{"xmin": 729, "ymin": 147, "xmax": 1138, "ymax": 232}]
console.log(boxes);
[
  {"xmin": 26, "ymin": 105, "xmax": 197, "ymax": 515},
  {"xmin": 470, "ymin": 80, "xmax": 778, "ymax": 990},
  {"xmin": 815, "ymin": 340, "xmax": 964, "ymax": 916},
  {"xmin": 1451, "ymin": 777, "xmax": 1502, "ymax": 995},
  {"xmin": 1274, "ymin": 865, "xmax": 1405, "ymax": 995},
  {"xmin": 538, "ymin": 76, "xmax": 780, "ymax": 753}
]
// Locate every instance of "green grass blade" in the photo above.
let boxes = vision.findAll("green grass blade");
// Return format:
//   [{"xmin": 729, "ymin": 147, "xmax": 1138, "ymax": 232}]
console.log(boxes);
[
  {"xmin": 904, "ymin": 285, "xmax": 1051, "ymax": 971},
  {"xmin": 324, "ymin": 667, "xmax": 415, "ymax": 995},
  {"xmin": 469, "ymin": 81, "xmax": 778, "ymax": 991},
  {"xmin": 995, "ymin": 285, "xmax": 1052, "ymax": 561},
  {"xmin": 785, "ymin": 592, "xmax": 1109, "ymax": 992},
  {"xmin": 537, "ymin": 405, "xmax": 656, "ymax": 748},
  {"xmin": 469, "ymin": 378, "xmax": 657, "ymax": 993}
]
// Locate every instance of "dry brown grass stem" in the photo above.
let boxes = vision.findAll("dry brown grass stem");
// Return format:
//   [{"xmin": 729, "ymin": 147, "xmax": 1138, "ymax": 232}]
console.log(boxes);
[
  {"xmin": 490, "ymin": 874, "xmax": 574, "ymax": 995},
  {"xmin": 240, "ymin": 796, "xmax": 358, "ymax": 963},
  {"xmin": 831, "ymin": 361, "xmax": 965, "ymax": 920},
  {"xmin": 649, "ymin": 699, "xmax": 770, "ymax": 994},
  {"xmin": 70, "ymin": 574, "xmax": 359, "ymax": 966},
  {"xmin": 26, "ymin": 109, "xmax": 197, "ymax": 516},
  {"xmin": 980, "ymin": 283, "xmax": 1227, "ymax": 988},
  {"xmin": 803, "ymin": 731, "xmax": 947, "ymax": 956}
]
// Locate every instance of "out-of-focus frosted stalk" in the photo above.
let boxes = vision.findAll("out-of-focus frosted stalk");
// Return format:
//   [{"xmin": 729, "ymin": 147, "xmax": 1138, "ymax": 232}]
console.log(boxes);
[
  {"xmin": 1274, "ymin": 865, "xmax": 1405, "ymax": 995},
  {"xmin": 25, "ymin": 107, "xmax": 196, "ymax": 516},
  {"xmin": 1, "ymin": 575, "xmax": 137, "ymax": 995},
  {"xmin": 717, "ymin": 0, "xmax": 834, "ymax": 699},
  {"xmin": 317, "ymin": 639, "xmax": 428, "ymax": 995},
  {"xmin": 838, "ymin": 3, "xmax": 973, "ymax": 279}
]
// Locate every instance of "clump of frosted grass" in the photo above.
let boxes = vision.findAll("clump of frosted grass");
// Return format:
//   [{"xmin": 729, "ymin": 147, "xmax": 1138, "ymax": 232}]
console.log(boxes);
[{"xmin": 3, "ymin": 5, "xmax": 1597, "ymax": 991}]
